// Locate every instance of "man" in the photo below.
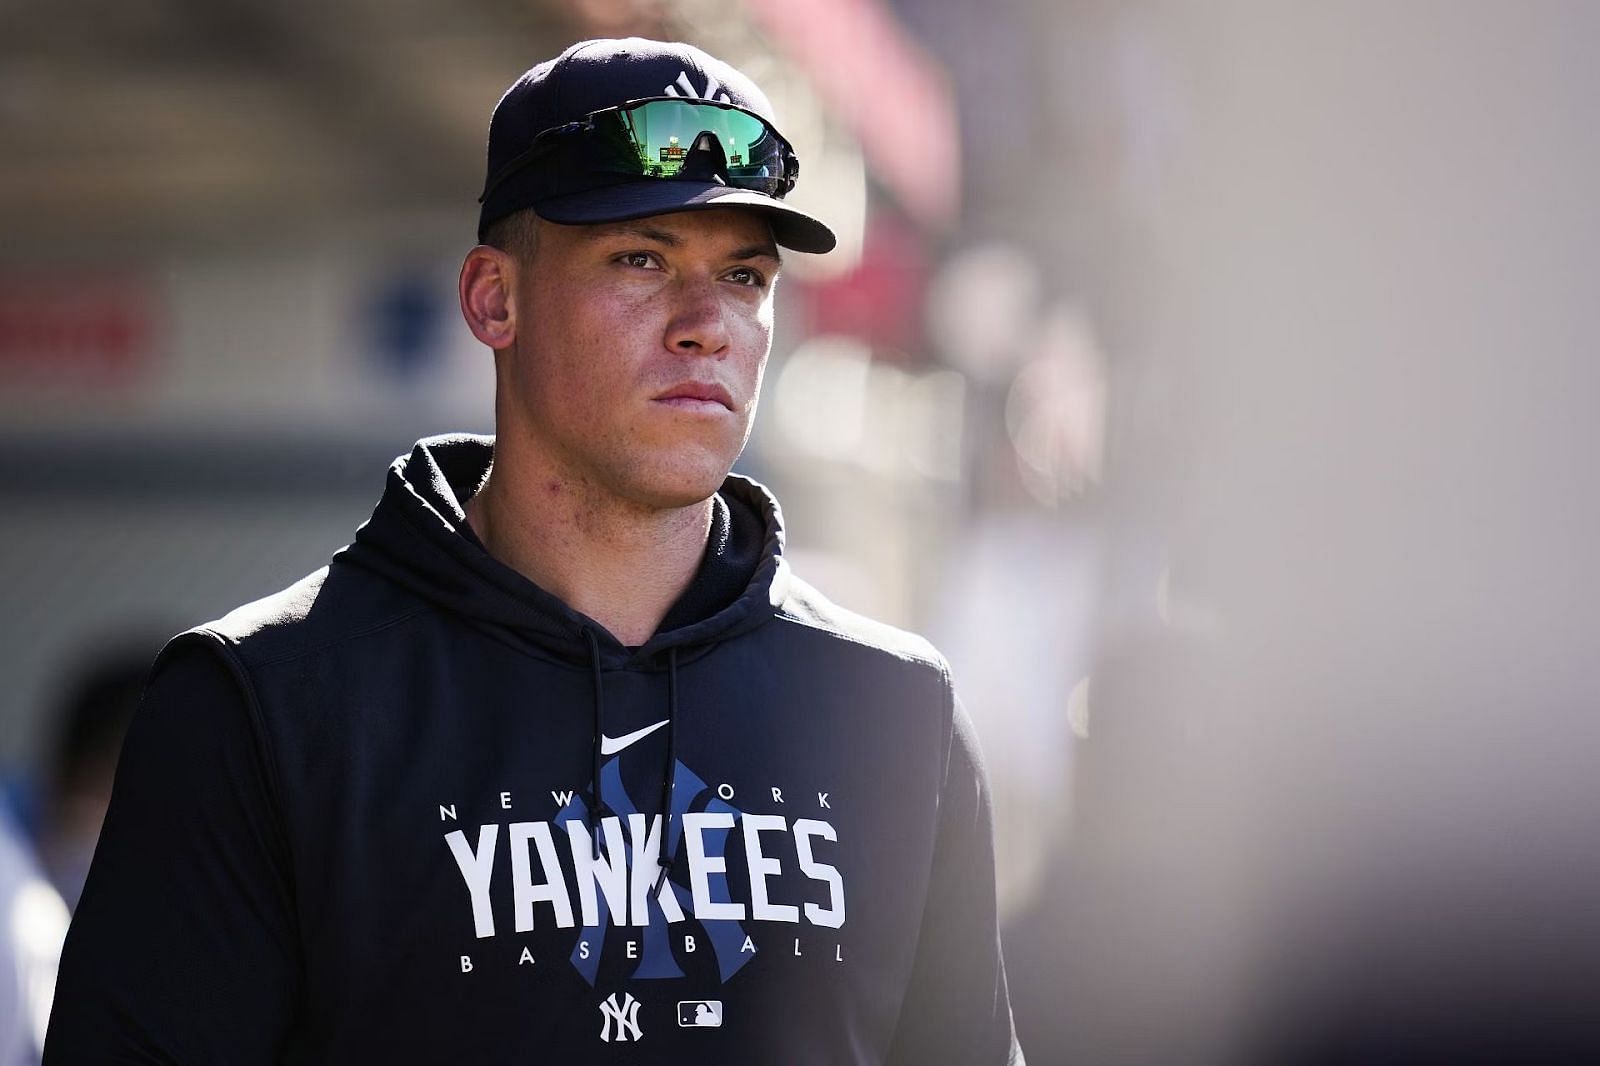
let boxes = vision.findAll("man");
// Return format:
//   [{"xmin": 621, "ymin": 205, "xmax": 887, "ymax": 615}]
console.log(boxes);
[{"xmin": 46, "ymin": 38, "xmax": 1021, "ymax": 1064}]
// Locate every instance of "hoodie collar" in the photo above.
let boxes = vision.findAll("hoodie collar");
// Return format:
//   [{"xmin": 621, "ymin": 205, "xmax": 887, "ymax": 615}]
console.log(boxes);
[{"xmin": 340, "ymin": 434, "xmax": 788, "ymax": 669}]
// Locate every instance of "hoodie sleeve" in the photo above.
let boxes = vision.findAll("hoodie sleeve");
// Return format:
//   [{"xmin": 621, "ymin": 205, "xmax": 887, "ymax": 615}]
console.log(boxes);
[
  {"xmin": 885, "ymin": 693, "xmax": 1024, "ymax": 1066},
  {"xmin": 44, "ymin": 637, "xmax": 301, "ymax": 1065}
]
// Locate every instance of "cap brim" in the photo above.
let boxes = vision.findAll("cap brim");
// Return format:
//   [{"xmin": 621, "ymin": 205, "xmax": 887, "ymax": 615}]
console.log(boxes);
[{"xmin": 532, "ymin": 181, "xmax": 837, "ymax": 255}]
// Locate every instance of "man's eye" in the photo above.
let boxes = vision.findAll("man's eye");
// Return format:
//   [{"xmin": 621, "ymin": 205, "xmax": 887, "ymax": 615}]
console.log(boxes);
[
  {"xmin": 726, "ymin": 267, "xmax": 766, "ymax": 287},
  {"xmin": 619, "ymin": 252, "xmax": 659, "ymax": 269}
]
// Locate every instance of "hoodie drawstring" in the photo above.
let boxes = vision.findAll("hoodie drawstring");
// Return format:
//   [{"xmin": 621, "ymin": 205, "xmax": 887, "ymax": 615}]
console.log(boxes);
[
  {"xmin": 582, "ymin": 627, "xmax": 608, "ymax": 859},
  {"xmin": 654, "ymin": 648, "xmax": 681, "ymax": 894}
]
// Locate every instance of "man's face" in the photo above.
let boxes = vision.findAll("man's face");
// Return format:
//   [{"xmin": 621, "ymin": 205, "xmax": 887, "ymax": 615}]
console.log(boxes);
[{"xmin": 500, "ymin": 207, "xmax": 780, "ymax": 510}]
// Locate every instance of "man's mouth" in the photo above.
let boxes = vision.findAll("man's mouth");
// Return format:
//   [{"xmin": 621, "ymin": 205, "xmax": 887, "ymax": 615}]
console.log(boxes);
[{"xmin": 654, "ymin": 382, "xmax": 735, "ymax": 411}]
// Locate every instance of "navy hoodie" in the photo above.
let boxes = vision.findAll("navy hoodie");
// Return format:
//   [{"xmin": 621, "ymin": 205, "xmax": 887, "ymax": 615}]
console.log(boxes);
[{"xmin": 46, "ymin": 435, "xmax": 1021, "ymax": 1064}]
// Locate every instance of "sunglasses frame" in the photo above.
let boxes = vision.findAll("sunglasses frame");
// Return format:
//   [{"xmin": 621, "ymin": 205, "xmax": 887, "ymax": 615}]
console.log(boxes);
[{"xmin": 480, "ymin": 97, "xmax": 800, "ymax": 205}]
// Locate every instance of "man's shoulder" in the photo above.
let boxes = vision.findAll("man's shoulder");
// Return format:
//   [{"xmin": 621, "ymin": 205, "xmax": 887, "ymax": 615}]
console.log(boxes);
[
  {"xmin": 774, "ymin": 571, "xmax": 949, "ymax": 679},
  {"xmin": 193, "ymin": 558, "xmax": 428, "ymax": 671}
]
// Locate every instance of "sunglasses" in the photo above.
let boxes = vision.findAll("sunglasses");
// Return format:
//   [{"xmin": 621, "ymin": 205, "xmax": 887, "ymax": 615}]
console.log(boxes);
[{"xmin": 480, "ymin": 97, "xmax": 801, "ymax": 206}]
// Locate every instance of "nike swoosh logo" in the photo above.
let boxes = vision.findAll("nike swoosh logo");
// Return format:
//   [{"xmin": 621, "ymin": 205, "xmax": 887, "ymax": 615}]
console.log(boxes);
[{"xmin": 599, "ymin": 719, "xmax": 669, "ymax": 756}]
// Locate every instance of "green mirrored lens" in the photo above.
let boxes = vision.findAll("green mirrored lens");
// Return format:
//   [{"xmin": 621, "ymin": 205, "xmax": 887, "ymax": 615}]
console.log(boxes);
[{"xmin": 613, "ymin": 100, "xmax": 789, "ymax": 194}]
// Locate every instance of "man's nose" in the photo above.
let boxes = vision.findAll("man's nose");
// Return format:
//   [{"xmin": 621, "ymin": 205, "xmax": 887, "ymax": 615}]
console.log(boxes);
[{"xmin": 663, "ymin": 278, "xmax": 731, "ymax": 356}]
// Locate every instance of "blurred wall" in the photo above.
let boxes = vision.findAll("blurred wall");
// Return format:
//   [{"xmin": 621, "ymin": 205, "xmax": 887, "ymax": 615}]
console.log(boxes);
[{"xmin": 1017, "ymin": 2, "xmax": 1600, "ymax": 1061}]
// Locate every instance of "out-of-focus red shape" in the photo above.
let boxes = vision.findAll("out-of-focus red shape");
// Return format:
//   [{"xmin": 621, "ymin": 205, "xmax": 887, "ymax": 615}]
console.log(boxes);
[
  {"xmin": 796, "ymin": 212, "xmax": 929, "ymax": 359},
  {"xmin": 0, "ymin": 276, "xmax": 161, "ymax": 388},
  {"xmin": 743, "ymin": 0, "xmax": 961, "ymax": 230}
]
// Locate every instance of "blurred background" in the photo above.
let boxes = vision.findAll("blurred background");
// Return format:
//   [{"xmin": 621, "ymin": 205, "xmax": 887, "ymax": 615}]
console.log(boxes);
[{"xmin": 5, "ymin": 0, "xmax": 1600, "ymax": 1062}]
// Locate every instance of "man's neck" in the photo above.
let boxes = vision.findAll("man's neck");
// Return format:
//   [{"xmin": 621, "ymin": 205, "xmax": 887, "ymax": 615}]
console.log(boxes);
[{"xmin": 464, "ymin": 453, "xmax": 713, "ymax": 648}]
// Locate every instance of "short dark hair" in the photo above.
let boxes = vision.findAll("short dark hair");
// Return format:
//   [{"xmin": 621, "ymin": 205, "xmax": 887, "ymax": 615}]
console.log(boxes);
[
  {"xmin": 48, "ymin": 642, "xmax": 156, "ymax": 796},
  {"xmin": 482, "ymin": 208, "xmax": 541, "ymax": 259}
]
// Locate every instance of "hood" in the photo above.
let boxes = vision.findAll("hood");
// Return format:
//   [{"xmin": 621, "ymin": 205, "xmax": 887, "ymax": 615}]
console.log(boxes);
[{"xmin": 337, "ymin": 434, "xmax": 790, "ymax": 671}]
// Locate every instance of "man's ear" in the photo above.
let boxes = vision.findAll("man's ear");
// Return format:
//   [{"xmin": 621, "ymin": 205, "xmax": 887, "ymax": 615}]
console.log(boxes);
[{"xmin": 459, "ymin": 245, "xmax": 518, "ymax": 350}]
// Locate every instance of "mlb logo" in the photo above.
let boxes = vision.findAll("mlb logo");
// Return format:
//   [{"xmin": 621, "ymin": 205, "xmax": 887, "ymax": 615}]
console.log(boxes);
[{"xmin": 678, "ymin": 1000, "xmax": 723, "ymax": 1027}]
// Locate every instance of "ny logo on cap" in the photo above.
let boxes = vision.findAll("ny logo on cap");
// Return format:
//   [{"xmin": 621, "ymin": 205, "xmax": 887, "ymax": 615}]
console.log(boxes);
[{"xmin": 663, "ymin": 69, "xmax": 733, "ymax": 104}]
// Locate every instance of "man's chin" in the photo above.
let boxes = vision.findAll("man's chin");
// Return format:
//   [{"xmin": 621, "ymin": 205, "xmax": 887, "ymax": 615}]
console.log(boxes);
[
  {"xmin": 631, "ymin": 481, "xmax": 730, "ymax": 512},
  {"xmin": 615, "ymin": 460, "xmax": 738, "ymax": 513}
]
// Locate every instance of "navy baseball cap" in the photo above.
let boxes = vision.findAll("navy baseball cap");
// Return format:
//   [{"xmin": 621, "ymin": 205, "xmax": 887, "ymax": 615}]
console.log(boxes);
[{"xmin": 478, "ymin": 38, "xmax": 836, "ymax": 254}]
